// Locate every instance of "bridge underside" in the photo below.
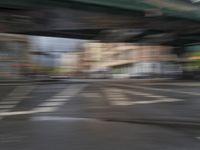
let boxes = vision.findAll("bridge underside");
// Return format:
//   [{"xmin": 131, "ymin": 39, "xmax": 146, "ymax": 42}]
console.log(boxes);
[{"xmin": 0, "ymin": 1, "xmax": 200, "ymax": 46}]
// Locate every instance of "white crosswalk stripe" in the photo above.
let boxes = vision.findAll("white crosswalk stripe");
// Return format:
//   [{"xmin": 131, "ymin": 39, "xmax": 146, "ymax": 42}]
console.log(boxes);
[
  {"xmin": 48, "ymin": 98, "xmax": 68, "ymax": 102},
  {"xmin": 0, "ymin": 85, "xmax": 34, "ymax": 115},
  {"xmin": 31, "ymin": 84, "xmax": 87, "ymax": 113},
  {"xmin": 32, "ymin": 107, "xmax": 58, "ymax": 113},
  {"xmin": 103, "ymin": 88, "xmax": 129, "ymax": 105},
  {"xmin": 0, "ymin": 105, "xmax": 15, "ymax": 109},
  {"xmin": 39, "ymin": 101, "xmax": 66, "ymax": 107},
  {"xmin": 0, "ymin": 101, "xmax": 19, "ymax": 105},
  {"xmin": 81, "ymin": 92, "xmax": 102, "ymax": 98}
]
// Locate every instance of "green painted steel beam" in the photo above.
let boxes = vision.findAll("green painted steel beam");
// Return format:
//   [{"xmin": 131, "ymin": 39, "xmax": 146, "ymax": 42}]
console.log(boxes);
[{"xmin": 74, "ymin": 0, "xmax": 200, "ymax": 21}]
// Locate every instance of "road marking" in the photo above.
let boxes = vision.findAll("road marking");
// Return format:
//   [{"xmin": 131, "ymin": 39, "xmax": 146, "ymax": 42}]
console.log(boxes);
[
  {"xmin": 0, "ymin": 110, "xmax": 36, "ymax": 116},
  {"xmin": 53, "ymin": 95, "xmax": 70, "ymax": 98},
  {"xmin": 32, "ymin": 107, "xmax": 58, "ymax": 113},
  {"xmin": 39, "ymin": 101, "xmax": 66, "ymax": 107},
  {"xmin": 131, "ymin": 98, "xmax": 182, "ymax": 104},
  {"xmin": 0, "ymin": 108, "xmax": 59, "ymax": 116},
  {"xmin": 48, "ymin": 98, "xmax": 68, "ymax": 102},
  {"xmin": 31, "ymin": 116, "xmax": 100, "ymax": 122},
  {"xmin": 103, "ymin": 88, "xmax": 129, "ymax": 105},
  {"xmin": 121, "ymin": 89, "xmax": 166, "ymax": 98},
  {"xmin": 196, "ymin": 137, "xmax": 200, "ymax": 140},
  {"xmin": 144, "ymin": 82, "xmax": 200, "ymax": 87},
  {"xmin": 111, "ymin": 101, "xmax": 132, "ymax": 106},
  {"xmin": 109, "ymin": 83, "xmax": 200, "ymax": 96},
  {"xmin": 103, "ymin": 87, "xmax": 183, "ymax": 106},
  {"xmin": 109, "ymin": 98, "xmax": 182, "ymax": 106},
  {"xmin": 81, "ymin": 92, "xmax": 101, "ymax": 98},
  {"xmin": 0, "ymin": 85, "xmax": 35, "ymax": 115},
  {"xmin": 32, "ymin": 84, "xmax": 88, "ymax": 113},
  {"xmin": 0, "ymin": 101, "xmax": 19, "ymax": 105},
  {"xmin": 0, "ymin": 105, "xmax": 16, "ymax": 109},
  {"xmin": 104, "ymin": 88, "xmax": 165, "ymax": 100}
]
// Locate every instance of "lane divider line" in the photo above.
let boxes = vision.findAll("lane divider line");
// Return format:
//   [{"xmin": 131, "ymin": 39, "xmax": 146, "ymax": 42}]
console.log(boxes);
[{"xmin": 108, "ymin": 83, "xmax": 200, "ymax": 96}]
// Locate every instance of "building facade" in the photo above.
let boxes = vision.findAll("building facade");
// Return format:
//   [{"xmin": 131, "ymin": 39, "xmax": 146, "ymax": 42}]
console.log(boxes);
[
  {"xmin": 60, "ymin": 51, "xmax": 81, "ymax": 77},
  {"xmin": 82, "ymin": 42, "xmax": 180, "ymax": 78},
  {"xmin": 0, "ymin": 33, "xmax": 30, "ymax": 79}
]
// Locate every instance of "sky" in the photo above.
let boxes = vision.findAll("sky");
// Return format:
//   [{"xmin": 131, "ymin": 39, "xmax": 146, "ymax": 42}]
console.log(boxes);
[
  {"xmin": 28, "ymin": 36, "xmax": 86, "ymax": 66},
  {"xmin": 29, "ymin": 36, "xmax": 85, "ymax": 52}
]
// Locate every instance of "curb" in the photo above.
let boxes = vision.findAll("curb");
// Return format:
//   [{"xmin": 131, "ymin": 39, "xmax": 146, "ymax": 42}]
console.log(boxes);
[{"xmin": 102, "ymin": 118, "xmax": 200, "ymax": 128}]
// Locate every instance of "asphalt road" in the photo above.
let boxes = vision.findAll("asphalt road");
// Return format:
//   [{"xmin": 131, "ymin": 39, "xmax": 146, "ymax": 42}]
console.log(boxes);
[{"xmin": 0, "ymin": 80, "xmax": 200, "ymax": 149}]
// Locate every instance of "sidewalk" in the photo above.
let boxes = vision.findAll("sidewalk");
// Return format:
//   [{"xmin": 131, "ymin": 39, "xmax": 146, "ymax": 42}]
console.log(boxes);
[
  {"xmin": 0, "ymin": 78, "xmax": 61, "ymax": 85},
  {"xmin": 63, "ymin": 78, "xmax": 200, "ymax": 83},
  {"xmin": 0, "ymin": 78, "xmax": 199, "ymax": 85}
]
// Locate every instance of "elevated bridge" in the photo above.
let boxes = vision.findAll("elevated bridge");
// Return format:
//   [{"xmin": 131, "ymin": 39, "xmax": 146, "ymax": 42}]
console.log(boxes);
[{"xmin": 0, "ymin": 0, "xmax": 200, "ymax": 46}]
